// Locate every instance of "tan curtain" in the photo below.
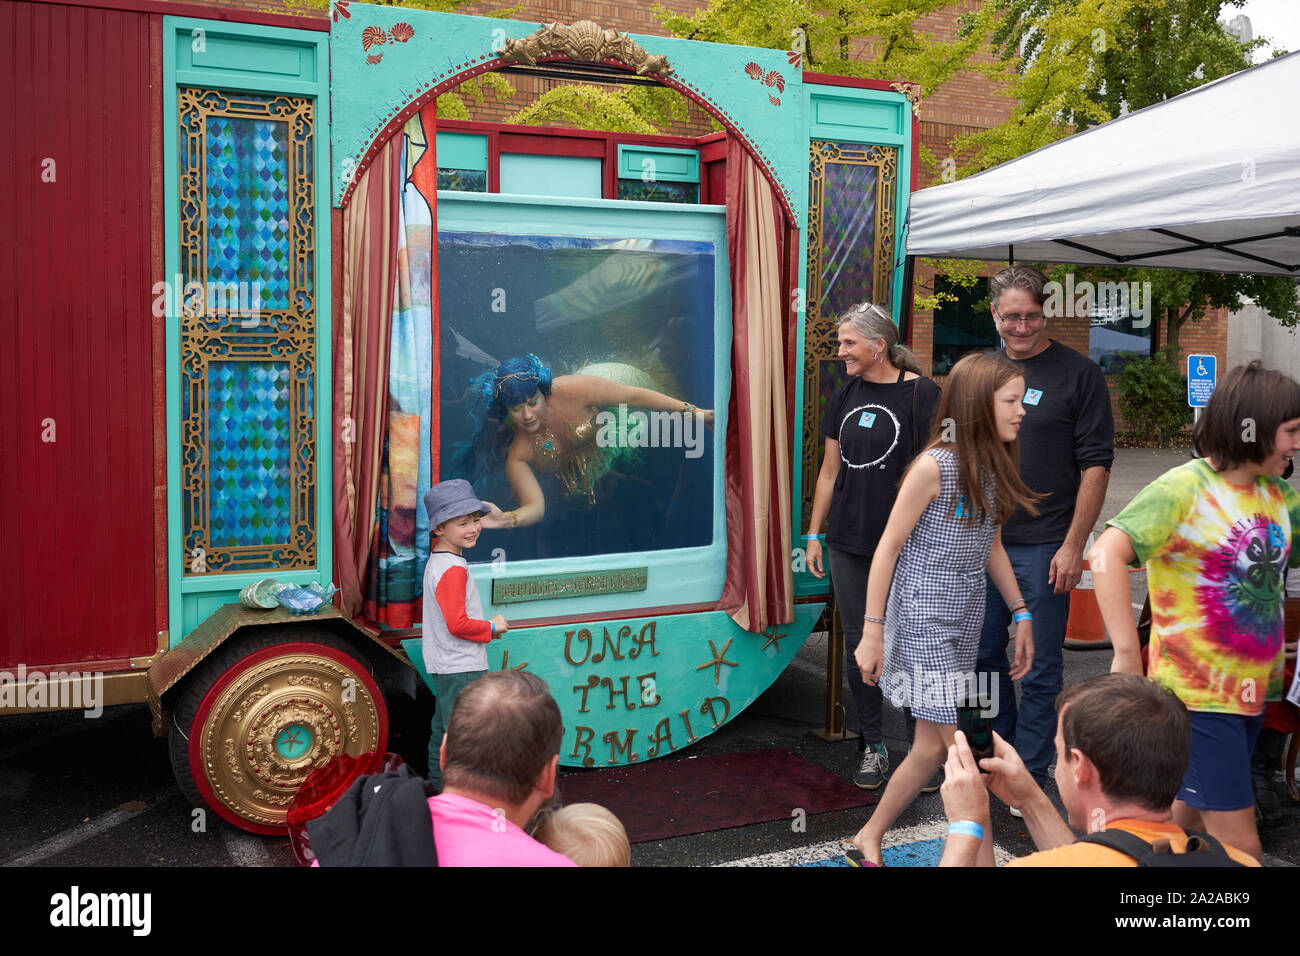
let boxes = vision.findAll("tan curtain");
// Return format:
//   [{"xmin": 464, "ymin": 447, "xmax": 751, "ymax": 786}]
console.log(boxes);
[
  {"xmin": 333, "ymin": 139, "xmax": 403, "ymax": 617},
  {"xmin": 719, "ymin": 136, "xmax": 795, "ymax": 632}
]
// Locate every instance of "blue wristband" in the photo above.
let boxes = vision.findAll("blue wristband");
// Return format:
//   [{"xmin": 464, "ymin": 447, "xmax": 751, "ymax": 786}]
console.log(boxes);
[
  {"xmin": 1013, "ymin": 611, "xmax": 1033, "ymax": 623},
  {"xmin": 805, "ymin": 533, "xmax": 822, "ymax": 540},
  {"xmin": 947, "ymin": 820, "xmax": 985, "ymax": 841},
  {"xmin": 489, "ymin": 621, "xmax": 495, "ymax": 636}
]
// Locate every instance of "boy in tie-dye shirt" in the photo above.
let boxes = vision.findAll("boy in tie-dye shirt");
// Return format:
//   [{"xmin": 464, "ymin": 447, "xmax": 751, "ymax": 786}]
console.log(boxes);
[{"xmin": 1091, "ymin": 361, "xmax": 1300, "ymax": 864}]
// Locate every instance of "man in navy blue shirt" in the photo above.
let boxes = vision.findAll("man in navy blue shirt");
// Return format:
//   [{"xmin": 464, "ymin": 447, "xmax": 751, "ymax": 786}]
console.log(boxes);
[{"xmin": 977, "ymin": 265, "xmax": 1115, "ymax": 801}]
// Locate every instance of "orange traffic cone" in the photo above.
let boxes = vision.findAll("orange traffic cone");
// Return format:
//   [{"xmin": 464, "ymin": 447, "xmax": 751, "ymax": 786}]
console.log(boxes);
[{"xmin": 1064, "ymin": 559, "xmax": 1110, "ymax": 650}]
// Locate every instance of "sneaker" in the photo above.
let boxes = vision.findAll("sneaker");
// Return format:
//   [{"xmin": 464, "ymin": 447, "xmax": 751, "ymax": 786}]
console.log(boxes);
[
  {"xmin": 920, "ymin": 767, "xmax": 943, "ymax": 794},
  {"xmin": 853, "ymin": 743, "xmax": 889, "ymax": 790},
  {"xmin": 1253, "ymin": 766, "xmax": 1283, "ymax": 828}
]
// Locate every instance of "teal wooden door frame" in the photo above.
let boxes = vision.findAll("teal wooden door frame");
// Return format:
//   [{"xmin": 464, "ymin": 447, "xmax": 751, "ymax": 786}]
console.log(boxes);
[{"xmin": 162, "ymin": 16, "xmax": 333, "ymax": 642}]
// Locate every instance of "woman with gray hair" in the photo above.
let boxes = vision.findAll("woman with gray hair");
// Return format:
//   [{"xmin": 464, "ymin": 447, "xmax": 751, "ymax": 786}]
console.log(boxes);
[{"xmin": 805, "ymin": 302, "xmax": 941, "ymax": 790}]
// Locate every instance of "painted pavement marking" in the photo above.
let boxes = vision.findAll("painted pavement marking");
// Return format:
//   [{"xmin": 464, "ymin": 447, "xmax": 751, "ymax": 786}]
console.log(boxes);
[
  {"xmin": 714, "ymin": 818, "xmax": 1014, "ymax": 867},
  {"xmin": 1, "ymin": 787, "xmax": 179, "ymax": 867}
]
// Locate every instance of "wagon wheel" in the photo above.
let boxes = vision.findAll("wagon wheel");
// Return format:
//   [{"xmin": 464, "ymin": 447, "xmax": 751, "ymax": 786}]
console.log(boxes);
[{"xmin": 168, "ymin": 629, "xmax": 388, "ymax": 835}]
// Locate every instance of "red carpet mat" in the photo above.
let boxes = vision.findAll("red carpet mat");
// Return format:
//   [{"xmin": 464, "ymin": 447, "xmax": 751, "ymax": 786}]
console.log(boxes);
[{"xmin": 556, "ymin": 748, "xmax": 877, "ymax": 843}]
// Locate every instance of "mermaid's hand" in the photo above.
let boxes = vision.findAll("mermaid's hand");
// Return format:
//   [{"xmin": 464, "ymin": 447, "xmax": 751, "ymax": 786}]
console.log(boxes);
[{"xmin": 479, "ymin": 501, "xmax": 508, "ymax": 530}]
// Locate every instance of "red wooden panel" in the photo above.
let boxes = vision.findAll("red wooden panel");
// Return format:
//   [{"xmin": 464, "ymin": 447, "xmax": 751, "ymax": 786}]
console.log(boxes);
[
  {"xmin": 0, "ymin": 1, "xmax": 157, "ymax": 669},
  {"xmin": 497, "ymin": 131, "xmax": 607, "ymax": 158},
  {"xmin": 23, "ymin": 0, "xmax": 329, "ymax": 31}
]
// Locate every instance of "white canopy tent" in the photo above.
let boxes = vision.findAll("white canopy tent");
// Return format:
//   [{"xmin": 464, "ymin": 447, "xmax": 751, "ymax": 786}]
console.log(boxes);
[{"xmin": 905, "ymin": 50, "xmax": 1300, "ymax": 276}]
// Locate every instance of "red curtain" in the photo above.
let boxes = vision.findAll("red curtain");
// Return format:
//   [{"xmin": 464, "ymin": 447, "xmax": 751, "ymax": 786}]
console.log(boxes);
[
  {"xmin": 718, "ymin": 136, "xmax": 795, "ymax": 632},
  {"xmin": 332, "ymin": 139, "xmax": 403, "ymax": 617}
]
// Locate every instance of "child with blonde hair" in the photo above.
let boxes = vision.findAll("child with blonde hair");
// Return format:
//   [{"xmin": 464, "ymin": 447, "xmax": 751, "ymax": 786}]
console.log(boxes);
[{"xmin": 533, "ymin": 803, "xmax": 630, "ymax": 867}]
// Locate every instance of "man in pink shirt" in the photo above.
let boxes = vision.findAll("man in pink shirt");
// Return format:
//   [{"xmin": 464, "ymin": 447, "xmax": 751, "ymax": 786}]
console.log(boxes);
[{"xmin": 430, "ymin": 670, "xmax": 575, "ymax": 866}]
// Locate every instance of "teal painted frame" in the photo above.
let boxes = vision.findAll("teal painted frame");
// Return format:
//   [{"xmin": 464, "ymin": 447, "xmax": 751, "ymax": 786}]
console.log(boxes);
[
  {"xmin": 498, "ymin": 153, "xmax": 603, "ymax": 199},
  {"xmin": 163, "ymin": 16, "xmax": 334, "ymax": 643},
  {"xmin": 793, "ymin": 82, "xmax": 913, "ymax": 599},
  {"xmin": 436, "ymin": 131, "xmax": 489, "ymax": 171},
  {"xmin": 436, "ymin": 192, "xmax": 731, "ymax": 622},
  {"xmin": 330, "ymin": 6, "xmax": 804, "ymax": 226},
  {"xmin": 616, "ymin": 144, "xmax": 700, "ymax": 184}
]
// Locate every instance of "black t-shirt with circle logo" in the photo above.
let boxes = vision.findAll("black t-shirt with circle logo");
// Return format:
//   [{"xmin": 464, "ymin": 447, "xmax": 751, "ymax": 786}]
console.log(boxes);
[{"xmin": 821, "ymin": 372, "xmax": 942, "ymax": 557}]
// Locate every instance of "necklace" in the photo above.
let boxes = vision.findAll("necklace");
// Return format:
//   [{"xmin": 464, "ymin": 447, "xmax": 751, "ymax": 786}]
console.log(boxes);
[{"xmin": 532, "ymin": 425, "xmax": 562, "ymax": 467}]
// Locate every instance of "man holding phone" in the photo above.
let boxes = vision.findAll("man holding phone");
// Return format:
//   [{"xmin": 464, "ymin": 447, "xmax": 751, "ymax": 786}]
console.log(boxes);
[{"xmin": 937, "ymin": 674, "xmax": 1258, "ymax": 866}]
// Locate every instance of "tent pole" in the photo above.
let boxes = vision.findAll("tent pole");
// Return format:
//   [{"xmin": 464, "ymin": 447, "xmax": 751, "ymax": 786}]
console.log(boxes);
[{"xmin": 900, "ymin": 253, "xmax": 916, "ymax": 343}]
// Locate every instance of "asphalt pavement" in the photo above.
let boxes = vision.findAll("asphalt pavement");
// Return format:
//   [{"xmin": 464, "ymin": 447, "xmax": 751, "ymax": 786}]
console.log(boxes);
[{"xmin": 1, "ymin": 449, "xmax": 1296, "ymax": 869}]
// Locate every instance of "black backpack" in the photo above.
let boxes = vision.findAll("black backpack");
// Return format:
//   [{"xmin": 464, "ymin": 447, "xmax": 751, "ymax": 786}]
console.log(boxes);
[{"xmin": 1074, "ymin": 828, "xmax": 1245, "ymax": 867}]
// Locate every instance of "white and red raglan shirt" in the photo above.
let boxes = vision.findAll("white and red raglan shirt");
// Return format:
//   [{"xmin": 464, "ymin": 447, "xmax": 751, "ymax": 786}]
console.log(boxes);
[{"xmin": 421, "ymin": 551, "xmax": 492, "ymax": 675}]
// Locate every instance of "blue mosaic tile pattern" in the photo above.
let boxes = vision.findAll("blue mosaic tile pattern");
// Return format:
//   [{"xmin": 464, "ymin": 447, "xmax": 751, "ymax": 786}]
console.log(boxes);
[
  {"xmin": 205, "ymin": 116, "xmax": 303, "ymax": 309},
  {"xmin": 206, "ymin": 361, "xmax": 293, "ymax": 547}
]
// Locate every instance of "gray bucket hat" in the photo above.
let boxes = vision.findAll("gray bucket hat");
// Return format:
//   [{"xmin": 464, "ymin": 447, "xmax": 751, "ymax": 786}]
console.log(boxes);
[{"xmin": 424, "ymin": 478, "xmax": 490, "ymax": 529}]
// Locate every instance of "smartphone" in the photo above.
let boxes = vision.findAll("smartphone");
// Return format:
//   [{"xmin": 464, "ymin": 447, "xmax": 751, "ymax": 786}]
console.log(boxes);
[{"xmin": 957, "ymin": 706, "xmax": 995, "ymax": 762}]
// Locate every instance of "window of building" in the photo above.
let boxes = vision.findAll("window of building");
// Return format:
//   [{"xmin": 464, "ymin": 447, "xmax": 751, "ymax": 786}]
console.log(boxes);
[
  {"xmin": 435, "ymin": 131, "xmax": 489, "ymax": 193},
  {"xmin": 932, "ymin": 276, "xmax": 996, "ymax": 376},
  {"xmin": 616, "ymin": 145, "xmax": 700, "ymax": 204},
  {"xmin": 1089, "ymin": 296, "xmax": 1153, "ymax": 375}
]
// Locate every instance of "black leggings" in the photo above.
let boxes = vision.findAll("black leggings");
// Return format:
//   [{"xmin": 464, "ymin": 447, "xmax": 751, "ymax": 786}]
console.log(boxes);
[{"xmin": 828, "ymin": 546, "xmax": 917, "ymax": 747}]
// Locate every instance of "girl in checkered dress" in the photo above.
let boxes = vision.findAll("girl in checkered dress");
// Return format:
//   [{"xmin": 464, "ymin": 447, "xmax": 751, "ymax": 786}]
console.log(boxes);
[{"xmin": 849, "ymin": 352, "xmax": 1041, "ymax": 866}]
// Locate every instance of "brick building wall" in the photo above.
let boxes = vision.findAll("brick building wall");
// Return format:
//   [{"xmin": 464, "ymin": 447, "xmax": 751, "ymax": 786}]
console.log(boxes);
[{"xmin": 158, "ymin": 0, "xmax": 1228, "ymax": 427}]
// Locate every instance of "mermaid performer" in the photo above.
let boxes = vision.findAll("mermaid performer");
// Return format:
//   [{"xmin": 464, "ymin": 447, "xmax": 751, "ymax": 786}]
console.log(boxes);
[{"xmin": 449, "ymin": 354, "xmax": 714, "ymax": 529}]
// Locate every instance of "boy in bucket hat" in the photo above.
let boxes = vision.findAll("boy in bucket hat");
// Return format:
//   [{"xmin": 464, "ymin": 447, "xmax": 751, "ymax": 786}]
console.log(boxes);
[{"xmin": 422, "ymin": 478, "xmax": 509, "ymax": 790}]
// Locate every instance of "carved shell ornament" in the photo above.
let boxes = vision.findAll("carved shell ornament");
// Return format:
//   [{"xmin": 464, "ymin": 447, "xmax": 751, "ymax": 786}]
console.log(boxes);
[{"xmin": 499, "ymin": 20, "xmax": 674, "ymax": 78}]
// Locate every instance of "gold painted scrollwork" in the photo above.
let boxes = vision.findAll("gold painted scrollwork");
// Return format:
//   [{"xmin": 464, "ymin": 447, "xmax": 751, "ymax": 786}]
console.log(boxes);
[
  {"xmin": 177, "ymin": 87, "xmax": 317, "ymax": 576},
  {"xmin": 802, "ymin": 141, "xmax": 898, "ymax": 528}
]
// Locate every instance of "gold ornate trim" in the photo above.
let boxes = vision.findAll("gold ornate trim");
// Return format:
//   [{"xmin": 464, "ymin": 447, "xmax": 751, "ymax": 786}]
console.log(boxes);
[
  {"xmin": 501, "ymin": 20, "xmax": 674, "ymax": 77},
  {"xmin": 177, "ymin": 88, "xmax": 318, "ymax": 576},
  {"xmin": 802, "ymin": 141, "xmax": 898, "ymax": 527},
  {"xmin": 890, "ymin": 82, "xmax": 923, "ymax": 118}
]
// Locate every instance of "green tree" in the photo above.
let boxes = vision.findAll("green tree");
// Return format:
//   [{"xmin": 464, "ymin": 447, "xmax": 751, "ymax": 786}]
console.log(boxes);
[
  {"xmin": 504, "ymin": 84, "xmax": 688, "ymax": 134},
  {"xmin": 656, "ymin": 0, "xmax": 986, "ymax": 93},
  {"xmin": 511, "ymin": 0, "xmax": 988, "ymax": 134},
  {"xmin": 949, "ymin": 0, "xmax": 1299, "ymax": 362}
]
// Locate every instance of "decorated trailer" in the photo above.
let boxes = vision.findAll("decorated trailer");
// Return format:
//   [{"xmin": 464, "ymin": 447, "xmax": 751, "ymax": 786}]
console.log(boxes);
[{"xmin": 1, "ymin": 0, "xmax": 917, "ymax": 833}]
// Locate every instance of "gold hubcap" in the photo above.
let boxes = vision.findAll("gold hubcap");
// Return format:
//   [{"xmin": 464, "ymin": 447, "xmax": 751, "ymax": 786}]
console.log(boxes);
[{"xmin": 199, "ymin": 650, "xmax": 382, "ymax": 828}]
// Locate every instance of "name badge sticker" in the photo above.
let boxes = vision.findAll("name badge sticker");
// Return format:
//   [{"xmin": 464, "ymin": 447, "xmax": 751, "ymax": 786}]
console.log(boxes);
[
  {"xmin": 955, "ymin": 496, "xmax": 968, "ymax": 518},
  {"xmin": 859, "ymin": 411, "xmax": 877, "ymax": 428},
  {"xmin": 1024, "ymin": 388, "xmax": 1043, "ymax": 406},
  {"xmin": 1269, "ymin": 523, "xmax": 1285, "ymax": 549}
]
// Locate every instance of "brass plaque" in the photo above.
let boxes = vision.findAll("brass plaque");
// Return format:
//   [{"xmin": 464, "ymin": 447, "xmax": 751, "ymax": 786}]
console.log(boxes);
[{"xmin": 492, "ymin": 568, "xmax": 649, "ymax": 605}]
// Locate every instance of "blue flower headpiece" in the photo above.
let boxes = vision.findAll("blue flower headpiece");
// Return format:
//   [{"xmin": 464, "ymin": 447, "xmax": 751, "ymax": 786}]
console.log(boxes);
[{"xmin": 470, "ymin": 353, "xmax": 553, "ymax": 418}]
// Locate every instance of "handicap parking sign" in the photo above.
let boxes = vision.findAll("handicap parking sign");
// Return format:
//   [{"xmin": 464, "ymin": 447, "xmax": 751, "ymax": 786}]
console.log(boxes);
[{"xmin": 1187, "ymin": 354, "xmax": 1216, "ymax": 408}]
